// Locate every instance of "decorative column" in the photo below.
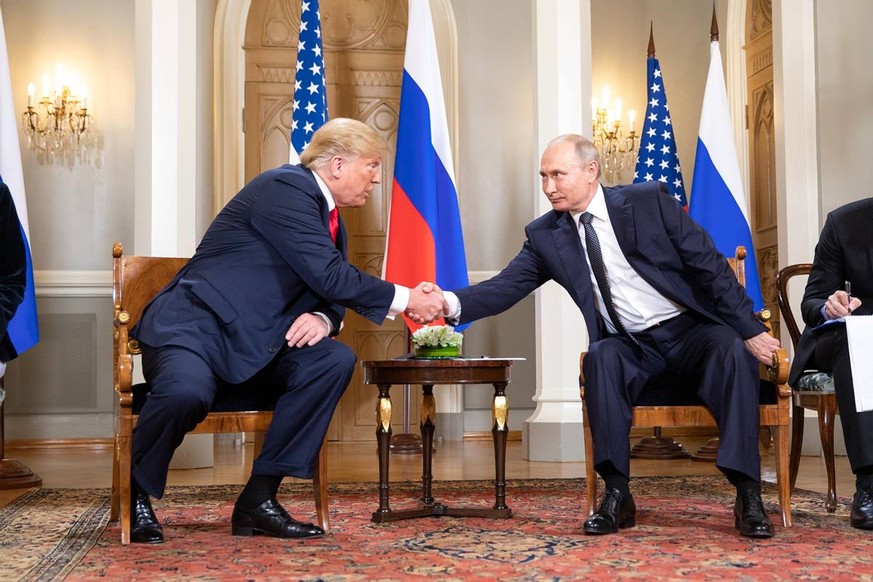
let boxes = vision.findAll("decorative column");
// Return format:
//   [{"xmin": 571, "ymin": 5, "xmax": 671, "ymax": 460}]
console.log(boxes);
[
  {"xmin": 133, "ymin": 0, "xmax": 213, "ymax": 468},
  {"xmin": 524, "ymin": 0, "xmax": 592, "ymax": 462}
]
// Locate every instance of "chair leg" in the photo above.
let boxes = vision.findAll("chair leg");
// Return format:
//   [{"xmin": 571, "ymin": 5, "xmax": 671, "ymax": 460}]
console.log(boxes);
[
  {"xmin": 818, "ymin": 394, "xmax": 838, "ymax": 513},
  {"xmin": 313, "ymin": 436, "xmax": 329, "ymax": 532},
  {"xmin": 110, "ymin": 433, "xmax": 120, "ymax": 522},
  {"xmin": 582, "ymin": 404, "xmax": 597, "ymax": 516},
  {"xmin": 118, "ymin": 431, "xmax": 132, "ymax": 545},
  {"xmin": 773, "ymin": 422, "xmax": 792, "ymax": 527},
  {"xmin": 789, "ymin": 404, "xmax": 805, "ymax": 489}
]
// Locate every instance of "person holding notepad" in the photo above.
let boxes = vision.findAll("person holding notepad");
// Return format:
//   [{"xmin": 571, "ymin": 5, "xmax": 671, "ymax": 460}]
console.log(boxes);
[{"xmin": 788, "ymin": 197, "xmax": 873, "ymax": 530}]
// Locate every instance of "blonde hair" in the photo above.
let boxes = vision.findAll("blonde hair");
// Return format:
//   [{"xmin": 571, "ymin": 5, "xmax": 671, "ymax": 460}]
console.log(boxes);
[
  {"xmin": 546, "ymin": 134, "xmax": 601, "ymax": 178},
  {"xmin": 300, "ymin": 118, "xmax": 389, "ymax": 169}
]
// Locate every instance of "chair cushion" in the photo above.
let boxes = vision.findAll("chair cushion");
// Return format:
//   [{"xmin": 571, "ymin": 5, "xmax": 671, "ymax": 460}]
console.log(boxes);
[
  {"xmin": 132, "ymin": 381, "xmax": 281, "ymax": 415},
  {"xmin": 633, "ymin": 373, "xmax": 779, "ymax": 407},
  {"xmin": 796, "ymin": 371, "xmax": 835, "ymax": 393}
]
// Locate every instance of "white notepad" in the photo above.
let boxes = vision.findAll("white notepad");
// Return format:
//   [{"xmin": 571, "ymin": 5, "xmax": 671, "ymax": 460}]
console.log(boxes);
[{"xmin": 846, "ymin": 315, "xmax": 873, "ymax": 412}]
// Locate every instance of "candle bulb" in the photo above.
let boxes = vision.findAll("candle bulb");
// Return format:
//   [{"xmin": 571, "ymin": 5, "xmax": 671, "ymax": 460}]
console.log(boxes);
[
  {"xmin": 42, "ymin": 74, "xmax": 50, "ymax": 100},
  {"xmin": 614, "ymin": 98, "xmax": 622, "ymax": 126},
  {"xmin": 27, "ymin": 83, "xmax": 34, "ymax": 107},
  {"xmin": 629, "ymin": 110, "xmax": 636, "ymax": 133}
]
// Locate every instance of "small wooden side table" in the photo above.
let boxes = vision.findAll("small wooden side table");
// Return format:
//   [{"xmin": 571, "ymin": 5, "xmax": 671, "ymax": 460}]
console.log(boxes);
[{"xmin": 361, "ymin": 358, "xmax": 515, "ymax": 523}]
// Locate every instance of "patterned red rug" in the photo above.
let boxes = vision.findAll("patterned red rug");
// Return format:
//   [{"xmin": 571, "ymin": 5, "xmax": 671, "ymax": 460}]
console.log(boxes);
[{"xmin": 2, "ymin": 477, "xmax": 870, "ymax": 581}]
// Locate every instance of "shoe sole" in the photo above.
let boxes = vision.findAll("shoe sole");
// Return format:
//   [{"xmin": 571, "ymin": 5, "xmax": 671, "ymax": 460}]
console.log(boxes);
[
  {"xmin": 231, "ymin": 525, "xmax": 324, "ymax": 539},
  {"xmin": 735, "ymin": 520, "xmax": 774, "ymax": 538},
  {"xmin": 582, "ymin": 517, "xmax": 635, "ymax": 535}
]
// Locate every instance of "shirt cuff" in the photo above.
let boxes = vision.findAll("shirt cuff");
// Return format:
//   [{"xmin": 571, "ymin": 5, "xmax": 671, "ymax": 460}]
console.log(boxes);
[
  {"xmin": 444, "ymin": 291, "xmax": 461, "ymax": 321},
  {"xmin": 387, "ymin": 284, "xmax": 409, "ymax": 319},
  {"xmin": 312, "ymin": 312, "xmax": 333, "ymax": 335}
]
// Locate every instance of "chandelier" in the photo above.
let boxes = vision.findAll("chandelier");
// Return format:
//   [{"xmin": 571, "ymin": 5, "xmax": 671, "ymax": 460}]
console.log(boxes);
[
  {"xmin": 591, "ymin": 86, "xmax": 638, "ymax": 185},
  {"xmin": 20, "ymin": 65, "xmax": 96, "ymax": 163}
]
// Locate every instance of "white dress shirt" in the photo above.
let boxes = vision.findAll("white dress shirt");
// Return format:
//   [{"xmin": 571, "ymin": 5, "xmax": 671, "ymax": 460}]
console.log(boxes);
[{"xmin": 574, "ymin": 185, "xmax": 683, "ymax": 333}]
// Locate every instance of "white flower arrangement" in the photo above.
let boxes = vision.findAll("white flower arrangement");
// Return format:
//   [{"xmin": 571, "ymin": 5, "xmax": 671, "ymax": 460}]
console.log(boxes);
[{"xmin": 411, "ymin": 325, "xmax": 463, "ymax": 348}]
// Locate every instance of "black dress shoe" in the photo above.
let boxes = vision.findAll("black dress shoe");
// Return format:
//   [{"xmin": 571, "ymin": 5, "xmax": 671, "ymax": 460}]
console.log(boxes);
[
  {"xmin": 734, "ymin": 490, "xmax": 774, "ymax": 538},
  {"xmin": 131, "ymin": 486, "xmax": 164, "ymax": 544},
  {"xmin": 231, "ymin": 498, "xmax": 324, "ymax": 539},
  {"xmin": 850, "ymin": 485, "xmax": 873, "ymax": 530},
  {"xmin": 583, "ymin": 488, "xmax": 636, "ymax": 535}
]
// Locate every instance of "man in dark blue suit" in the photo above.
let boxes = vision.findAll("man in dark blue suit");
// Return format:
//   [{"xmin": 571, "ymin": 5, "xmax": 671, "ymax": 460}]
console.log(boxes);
[
  {"xmin": 130, "ymin": 118, "xmax": 445, "ymax": 543},
  {"xmin": 788, "ymin": 197, "xmax": 873, "ymax": 530},
  {"xmin": 439, "ymin": 134, "xmax": 781, "ymax": 538}
]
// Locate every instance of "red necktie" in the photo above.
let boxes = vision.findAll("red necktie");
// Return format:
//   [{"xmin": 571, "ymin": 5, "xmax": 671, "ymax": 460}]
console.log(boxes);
[{"xmin": 329, "ymin": 208, "xmax": 339, "ymax": 244}]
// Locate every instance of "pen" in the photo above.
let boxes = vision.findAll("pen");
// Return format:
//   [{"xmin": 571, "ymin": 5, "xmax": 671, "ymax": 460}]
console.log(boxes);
[{"xmin": 845, "ymin": 280, "xmax": 853, "ymax": 314}]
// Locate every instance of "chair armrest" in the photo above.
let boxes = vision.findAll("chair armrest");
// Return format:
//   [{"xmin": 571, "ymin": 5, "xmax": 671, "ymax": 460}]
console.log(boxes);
[
  {"xmin": 114, "ymin": 309, "xmax": 134, "ymax": 409},
  {"xmin": 764, "ymin": 347, "xmax": 791, "ymax": 397},
  {"xmin": 578, "ymin": 352, "xmax": 587, "ymax": 397}
]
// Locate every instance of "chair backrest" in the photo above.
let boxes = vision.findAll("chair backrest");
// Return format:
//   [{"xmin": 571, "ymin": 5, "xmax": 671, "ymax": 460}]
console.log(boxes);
[
  {"xmin": 775, "ymin": 263, "xmax": 813, "ymax": 350},
  {"xmin": 112, "ymin": 242, "xmax": 188, "ymax": 332}
]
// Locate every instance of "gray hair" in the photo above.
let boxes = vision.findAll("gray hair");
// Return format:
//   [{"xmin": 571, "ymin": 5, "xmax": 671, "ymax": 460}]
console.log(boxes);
[{"xmin": 546, "ymin": 134, "xmax": 601, "ymax": 178}]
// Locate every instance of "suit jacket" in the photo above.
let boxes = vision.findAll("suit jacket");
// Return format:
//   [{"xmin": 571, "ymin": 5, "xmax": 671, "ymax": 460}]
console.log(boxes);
[
  {"xmin": 788, "ymin": 197, "xmax": 873, "ymax": 386},
  {"xmin": 456, "ymin": 182, "xmax": 765, "ymax": 343},
  {"xmin": 1, "ymin": 182, "xmax": 26, "ymax": 363},
  {"xmin": 133, "ymin": 164, "xmax": 395, "ymax": 384}
]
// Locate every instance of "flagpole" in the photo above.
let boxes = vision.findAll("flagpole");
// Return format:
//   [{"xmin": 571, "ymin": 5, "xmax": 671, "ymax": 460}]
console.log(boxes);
[{"xmin": 0, "ymin": 376, "xmax": 42, "ymax": 489}]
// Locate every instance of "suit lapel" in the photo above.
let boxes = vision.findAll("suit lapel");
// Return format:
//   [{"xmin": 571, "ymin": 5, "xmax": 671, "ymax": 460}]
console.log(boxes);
[
  {"xmin": 553, "ymin": 213, "xmax": 602, "ymax": 337},
  {"xmin": 604, "ymin": 188, "xmax": 638, "ymax": 257}
]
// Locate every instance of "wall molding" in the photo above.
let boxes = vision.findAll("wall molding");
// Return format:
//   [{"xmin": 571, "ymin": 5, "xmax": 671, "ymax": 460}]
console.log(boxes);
[{"xmin": 33, "ymin": 270, "xmax": 113, "ymax": 298}]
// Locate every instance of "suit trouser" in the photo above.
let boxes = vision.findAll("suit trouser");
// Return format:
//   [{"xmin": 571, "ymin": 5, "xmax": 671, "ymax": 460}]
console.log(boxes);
[
  {"xmin": 582, "ymin": 312, "xmax": 762, "ymax": 482},
  {"xmin": 813, "ymin": 326, "xmax": 873, "ymax": 472},
  {"xmin": 131, "ymin": 339, "xmax": 356, "ymax": 499}
]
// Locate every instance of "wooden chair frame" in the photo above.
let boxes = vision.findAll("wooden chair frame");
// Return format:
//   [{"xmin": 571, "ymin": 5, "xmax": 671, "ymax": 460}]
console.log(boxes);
[
  {"xmin": 109, "ymin": 242, "xmax": 328, "ymax": 544},
  {"xmin": 775, "ymin": 263, "xmax": 839, "ymax": 512},
  {"xmin": 579, "ymin": 247, "xmax": 793, "ymax": 527}
]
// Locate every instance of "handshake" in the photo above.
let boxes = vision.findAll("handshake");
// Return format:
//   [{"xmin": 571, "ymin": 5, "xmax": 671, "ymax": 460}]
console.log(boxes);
[{"xmin": 405, "ymin": 281, "xmax": 450, "ymax": 324}]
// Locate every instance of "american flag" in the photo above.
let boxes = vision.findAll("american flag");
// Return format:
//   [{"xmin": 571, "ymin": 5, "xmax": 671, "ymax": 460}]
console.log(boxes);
[
  {"xmin": 290, "ymin": 0, "xmax": 328, "ymax": 162},
  {"xmin": 633, "ymin": 54, "xmax": 688, "ymax": 208}
]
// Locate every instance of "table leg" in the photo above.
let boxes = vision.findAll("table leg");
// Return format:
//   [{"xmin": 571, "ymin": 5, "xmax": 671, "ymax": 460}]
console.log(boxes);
[
  {"xmin": 419, "ymin": 384, "xmax": 436, "ymax": 505},
  {"xmin": 374, "ymin": 383, "xmax": 393, "ymax": 517},
  {"xmin": 492, "ymin": 381, "xmax": 509, "ymax": 511}
]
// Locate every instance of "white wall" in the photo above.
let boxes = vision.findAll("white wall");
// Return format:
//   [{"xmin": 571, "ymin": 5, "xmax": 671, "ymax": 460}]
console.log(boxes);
[{"xmin": 814, "ymin": 0, "xmax": 873, "ymax": 219}]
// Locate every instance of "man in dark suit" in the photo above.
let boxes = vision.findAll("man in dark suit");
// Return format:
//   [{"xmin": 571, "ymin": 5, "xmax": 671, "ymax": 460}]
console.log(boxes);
[
  {"xmin": 437, "ymin": 134, "xmax": 781, "ymax": 538},
  {"xmin": 1, "ymin": 181, "xmax": 26, "ymax": 371},
  {"xmin": 788, "ymin": 197, "xmax": 873, "ymax": 530},
  {"xmin": 130, "ymin": 118, "xmax": 445, "ymax": 543}
]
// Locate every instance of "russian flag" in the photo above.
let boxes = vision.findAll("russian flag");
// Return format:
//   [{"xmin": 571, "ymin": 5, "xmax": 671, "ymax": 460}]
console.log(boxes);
[
  {"xmin": 1, "ymin": 6, "xmax": 39, "ymax": 359},
  {"xmin": 689, "ymin": 39, "xmax": 764, "ymax": 311},
  {"xmin": 384, "ymin": 0, "xmax": 468, "ymax": 330}
]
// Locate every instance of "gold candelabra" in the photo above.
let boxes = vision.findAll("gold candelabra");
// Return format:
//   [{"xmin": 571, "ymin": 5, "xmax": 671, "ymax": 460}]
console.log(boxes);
[
  {"xmin": 591, "ymin": 87, "xmax": 638, "ymax": 185},
  {"xmin": 20, "ymin": 66, "xmax": 96, "ymax": 163}
]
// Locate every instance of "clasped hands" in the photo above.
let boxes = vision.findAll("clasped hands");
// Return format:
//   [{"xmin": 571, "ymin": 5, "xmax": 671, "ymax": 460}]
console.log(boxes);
[{"xmin": 405, "ymin": 281, "xmax": 449, "ymax": 324}]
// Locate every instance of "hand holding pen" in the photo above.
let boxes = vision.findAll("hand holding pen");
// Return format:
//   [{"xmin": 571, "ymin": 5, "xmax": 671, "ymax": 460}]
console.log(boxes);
[{"xmin": 825, "ymin": 280, "xmax": 862, "ymax": 319}]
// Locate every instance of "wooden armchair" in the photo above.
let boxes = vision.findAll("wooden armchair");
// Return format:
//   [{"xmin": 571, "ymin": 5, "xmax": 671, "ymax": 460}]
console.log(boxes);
[
  {"xmin": 579, "ymin": 247, "xmax": 793, "ymax": 527},
  {"xmin": 109, "ymin": 242, "xmax": 329, "ymax": 544},
  {"xmin": 775, "ymin": 263, "xmax": 839, "ymax": 512}
]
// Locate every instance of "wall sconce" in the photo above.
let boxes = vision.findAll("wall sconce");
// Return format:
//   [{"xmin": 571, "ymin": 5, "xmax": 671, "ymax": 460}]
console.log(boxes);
[
  {"xmin": 20, "ymin": 64, "xmax": 95, "ymax": 162},
  {"xmin": 592, "ymin": 86, "xmax": 638, "ymax": 185}
]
